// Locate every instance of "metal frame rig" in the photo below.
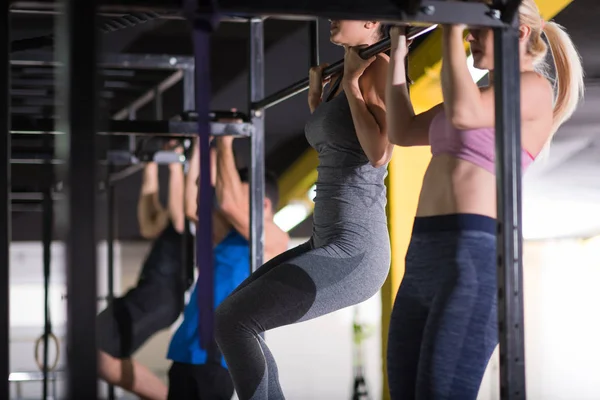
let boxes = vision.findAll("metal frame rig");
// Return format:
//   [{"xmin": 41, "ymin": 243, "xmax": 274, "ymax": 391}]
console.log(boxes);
[{"xmin": 2, "ymin": 1, "xmax": 527, "ymax": 399}]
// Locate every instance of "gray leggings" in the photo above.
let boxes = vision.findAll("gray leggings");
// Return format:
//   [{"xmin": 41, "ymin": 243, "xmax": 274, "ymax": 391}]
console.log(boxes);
[{"xmin": 214, "ymin": 235, "xmax": 390, "ymax": 400}]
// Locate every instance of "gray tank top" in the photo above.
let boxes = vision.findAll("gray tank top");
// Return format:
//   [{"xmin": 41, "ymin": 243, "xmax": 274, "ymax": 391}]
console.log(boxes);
[{"xmin": 304, "ymin": 81, "xmax": 389, "ymax": 235}]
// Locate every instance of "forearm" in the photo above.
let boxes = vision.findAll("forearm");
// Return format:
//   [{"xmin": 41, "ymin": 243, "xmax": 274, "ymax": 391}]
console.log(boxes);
[
  {"xmin": 138, "ymin": 163, "xmax": 167, "ymax": 237},
  {"xmin": 441, "ymin": 26, "xmax": 482, "ymax": 125},
  {"xmin": 386, "ymin": 48, "xmax": 417, "ymax": 145},
  {"xmin": 167, "ymin": 164, "xmax": 185, "ymax": 233},
  {"xmin": 215, "ymin": 141, "xmax": 244, "ymax": 210},
  {"xmin": 344, "ymin": 79, "xmax": 389, "ymax": 166},
  {"xmin": 308, "ymin": 93, "xmax": 322, "ymax": 114},
  {"xmin": 184, "ymin": 140, "xmax": 200, "ymax": 219}
]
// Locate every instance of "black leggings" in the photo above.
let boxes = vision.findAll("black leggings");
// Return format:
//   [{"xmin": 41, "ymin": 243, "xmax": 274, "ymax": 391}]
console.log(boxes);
[
  {"xmin": 167, "ymin": 362, "xmax": 234, "ymax": 400},
  {"xmin": 96, "ymin": 223, "xmax": 188, "ymax": 358}
]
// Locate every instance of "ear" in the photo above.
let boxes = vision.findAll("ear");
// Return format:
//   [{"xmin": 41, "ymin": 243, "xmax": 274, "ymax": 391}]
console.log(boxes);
[
  {"xmin": 364, "ymin": 21, "xmax": 377, "ymax": 30},
  {"xmin": 263, "ymin": 197, "xmax": 272, "ymax": 213},
  {"xmin": 519, "ymin": 24, "xmax": 532, "ymax": 43}
]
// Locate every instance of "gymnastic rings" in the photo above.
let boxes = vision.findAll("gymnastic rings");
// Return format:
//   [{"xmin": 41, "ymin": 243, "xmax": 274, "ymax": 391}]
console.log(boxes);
[{"xmin": 34, "ymin": 332, "xmax": 60, "ymax": 372}]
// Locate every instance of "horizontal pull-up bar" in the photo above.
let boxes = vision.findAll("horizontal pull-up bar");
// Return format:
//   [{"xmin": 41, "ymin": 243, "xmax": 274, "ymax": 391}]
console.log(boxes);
[
  {"xmin": 252, "ymin": 24, "xmax": 438, "ymax": 111},
  {"xmin": 9, "ymin": 118, "xmax": 254, "ymax": 137}
]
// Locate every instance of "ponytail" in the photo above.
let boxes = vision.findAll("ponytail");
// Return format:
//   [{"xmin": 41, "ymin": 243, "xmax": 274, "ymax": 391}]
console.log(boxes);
[
  {"xmin": 542, "ymin": 21, "xmax": 584, "ymax": 135},
  {"xmin": 519, "ymin": 0, "xmax": 584, "ymax": 139}
]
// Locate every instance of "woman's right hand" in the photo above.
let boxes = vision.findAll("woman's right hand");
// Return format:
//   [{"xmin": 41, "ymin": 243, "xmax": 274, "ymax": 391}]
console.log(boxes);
[{"xmin": 308, "ymin": 63, "xmax": 330, "ymax": 112}]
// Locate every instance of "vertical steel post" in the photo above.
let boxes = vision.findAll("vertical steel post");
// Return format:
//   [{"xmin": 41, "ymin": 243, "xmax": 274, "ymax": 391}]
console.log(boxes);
[
  {"xmin": 249, "ymin": 18, "xmax": 265, "ymax": 273},
  {"xmin": 106, "ymin": 167, "xmax": 116, "ymax": 400},
  {"xmin": 182, "ymin": 67, "xmax": 195, "ymax": 289},
  {"xmin": 183, "ymin": 67, "xmax": 195, "ymax": 113},
  {"xmin": 309, "ymin": 19, "xmax": 319, "ymax": 67},
  {"xmin": 493, "ymin": 13, "xmax": 527, "ymax": 400},
  {"xmin": 55, "ymin": 0, "xmax": 99, "ymax": 397},
  {"xmin": 42, "ymin": 170, "xmax": 53, "ymax": 400},
  {"xmin": 0, "ymin": 2, "xmax": 10, "ymax": 398}
]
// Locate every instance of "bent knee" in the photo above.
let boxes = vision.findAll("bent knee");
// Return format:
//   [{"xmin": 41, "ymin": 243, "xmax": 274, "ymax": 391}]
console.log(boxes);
[
  {"xmin": 214, "ymin": 300, "xmax": 236, "ymax": 342},
  {"xmin": 214, "ymin": 298, "xmax": 263, "ymax": 344}
]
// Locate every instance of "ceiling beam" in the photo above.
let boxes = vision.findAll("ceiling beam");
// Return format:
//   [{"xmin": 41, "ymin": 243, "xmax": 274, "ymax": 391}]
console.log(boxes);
[{"xmin": 276, "ymin": 0, "xmax": 576, "ymax": 211}]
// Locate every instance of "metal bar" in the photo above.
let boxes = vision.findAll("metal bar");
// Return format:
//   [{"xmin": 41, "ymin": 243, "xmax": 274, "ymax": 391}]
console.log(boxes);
[
  {"xmin": 41, "ymin": 170, "xmax": 53, "ymax": 400},
  {"xmin": 55, "ymin": 0, "xmax": 99, "ymax": 397},
  {"xmin": 12, "ymin": 0, "xmax": 513, "ymax": 27},
  {"xmin": 206, "ymin": 0, "xmax": 507, "ymax": 26},
  {"xmin": 183, "ymin": 67, "xmax": 195, "ymax": 112},
  {"xmin": 309, "ymin": 19, "xmax": 319, "ymax": 67},
  {"xmin": 10, "ymin": 6, "xmax": 248, "ymax": 23},
  {"xmin": 182, "ymin": 65, "xmax": 195, "ymax": 289},
  {"xmin": 0, "ymin": 1, "xmax": 10, "ymax": 398},
  {"xmin": 114, "ymin": 70, "xmax": 183, "ymax": 120},
  {"xmin": 253, "ymin": 25, "xmax": 436, "ymax": 110},
  {"xmin": 249, "ymin": 18, "xmax": 265, "ymax": 273},
  {"xmin": 11, "ymin": 118, "xmax": 200, "ymax": 136},
  {"xmin": 11, "ymin": 53, "xmax": 194, "ymax": 70},
  {"xmin": 11, "ymin": 193, "xmax": 65, "ymax": 201},
  {"xmin": 106, "ymin": 167, "xmax": 116, "ymax": 400},
  {"xmin": 154, "ymin": 87, "xmax": 163, "ymax": 119},
  {"xmin": 9, "ymin": 371, "xmax": 61, "ymax": 382},
  {"xmin": 108, "ymin": 164, "xmax": 145, "ymax": 184},
  {"xmin": 11, "ymin": 118, "xmax": 252, "ymax": 137},
  {"xmin": 493, "ymin": 14, "xmax": 526, "ymax": 400}
]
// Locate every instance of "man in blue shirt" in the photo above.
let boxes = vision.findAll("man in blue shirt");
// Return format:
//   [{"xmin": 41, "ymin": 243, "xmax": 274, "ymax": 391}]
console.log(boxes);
[{"xmin": 166, "ymin": 134, "xmax": 289, "ymax": 400}]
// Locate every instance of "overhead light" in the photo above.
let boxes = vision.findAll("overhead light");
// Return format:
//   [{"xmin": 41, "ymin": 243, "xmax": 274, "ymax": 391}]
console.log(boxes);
[
  {"xmin": 274, "ymin": 201, "xmax": 312, "ymax": 232},
  {"xmin": 467, "ymin": 54, "xmax": 488, "ymax": 83}
]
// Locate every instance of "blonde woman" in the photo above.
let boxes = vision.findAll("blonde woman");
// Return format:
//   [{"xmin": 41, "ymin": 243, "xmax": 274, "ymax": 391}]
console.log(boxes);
[{"xmin": 385, "ymin": 1, "xmax": 584, "ymax": 398}]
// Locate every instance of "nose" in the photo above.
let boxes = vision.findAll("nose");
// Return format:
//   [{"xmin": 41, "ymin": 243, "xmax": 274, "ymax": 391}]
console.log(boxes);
[{"xmin": 465, "ymin": 30, "xmax": 475, "ymax": 42}]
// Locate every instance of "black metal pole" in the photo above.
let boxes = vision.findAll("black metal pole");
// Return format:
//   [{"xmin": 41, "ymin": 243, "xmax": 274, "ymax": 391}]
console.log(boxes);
[
  {"xmin": 183, "ymin": 67, "xmax": 195, "ymax": 112},
  {"xmin": 182, "ymin": 67, "xmax": 195, "ymax": 289},
  {"xmin": 55, "ymin": 0, "xmax": 99, "ymax": 397},
  {"xmin": 252, "ymin": 24, "xmax": 436, "ymax": 110},
  {"xmin": 249, "ymin": 18, "xmax": 265, "ymax": 273},
  {"xmin": 493, "ymin": 13, "xmax": 526, "ymax": 400},
  {"xmin": 106, "ymin": 167, "xmax": 116, "ymax": 400},
  {"xmin": 0, "ymin": 1, "xmax": 10, "ymax": 398},
  {"xmin": 42, "ymin": 168, "xmax": 53, "ymax": 400},
  {"xmin": 309, "ymin": 19, "xmax": 319, "ymax": 67}
]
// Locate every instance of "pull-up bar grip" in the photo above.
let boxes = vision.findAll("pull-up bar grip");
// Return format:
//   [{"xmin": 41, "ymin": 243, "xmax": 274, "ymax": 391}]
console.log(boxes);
[{"xmin": 252, "ymin": 24, "xmax": 437, "ymax": 111}]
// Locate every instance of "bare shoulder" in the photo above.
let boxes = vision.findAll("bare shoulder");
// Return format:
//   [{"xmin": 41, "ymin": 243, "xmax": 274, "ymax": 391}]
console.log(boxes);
[
  {"xmin": 364, "ymin": 53, "xmax": 389, "ymax": 80},
  {"xmin": 360, "ymin": 53, "xmax": 389, "ymax": 95},
  {"xmin": 522, "ymin": 71, "xmax": 553, "ymax": 99}
]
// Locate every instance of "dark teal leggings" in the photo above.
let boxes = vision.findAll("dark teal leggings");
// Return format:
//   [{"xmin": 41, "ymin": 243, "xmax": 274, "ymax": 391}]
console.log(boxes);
[{"xmin": 387, "ymin": 214, "xmax": 499, "ymax": 400}]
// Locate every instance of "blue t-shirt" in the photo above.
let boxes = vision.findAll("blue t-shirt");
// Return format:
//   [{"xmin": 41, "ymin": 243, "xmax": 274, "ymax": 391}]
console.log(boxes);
[{"xmin": 167, "ymin": 230, "xmax": 249, "ymax": 367}]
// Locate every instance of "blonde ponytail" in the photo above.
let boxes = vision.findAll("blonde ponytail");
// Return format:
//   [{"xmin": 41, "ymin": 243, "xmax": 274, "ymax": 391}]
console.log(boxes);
[
  {"xmin": 519, "ymin": 0, "xmax": 584, "ymax": 136},
  {"xmin": 541, "ymin": 21, "xmax": 585, "ymax": 134}
]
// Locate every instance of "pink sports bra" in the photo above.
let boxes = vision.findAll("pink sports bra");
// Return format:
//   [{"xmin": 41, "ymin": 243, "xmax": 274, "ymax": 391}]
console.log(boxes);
[{"xmin": 429, "ymin": 108, "xmax": 535, "ymax": 174}]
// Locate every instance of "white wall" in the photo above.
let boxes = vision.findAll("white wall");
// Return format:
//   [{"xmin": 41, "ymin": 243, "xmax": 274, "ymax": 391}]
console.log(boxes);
[
  {"xmin": 9, "ymin": 241, "xmax": 122, "ymax": 400},
  {"xmin": 478, "ymin": 236, "xmax": 600, "ymax": 400}
]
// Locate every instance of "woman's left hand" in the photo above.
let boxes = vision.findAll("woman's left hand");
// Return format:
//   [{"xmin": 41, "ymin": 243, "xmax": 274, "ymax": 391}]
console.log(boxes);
[{"xmin": 343, "ymin": 45, "xmax": 376, "ymax": 83}]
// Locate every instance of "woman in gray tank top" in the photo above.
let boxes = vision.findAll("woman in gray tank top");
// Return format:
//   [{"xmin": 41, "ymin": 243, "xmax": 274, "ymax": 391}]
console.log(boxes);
[{"xmin": 214, "ymin": 20, "xmax": 393, "ymax": 400}]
